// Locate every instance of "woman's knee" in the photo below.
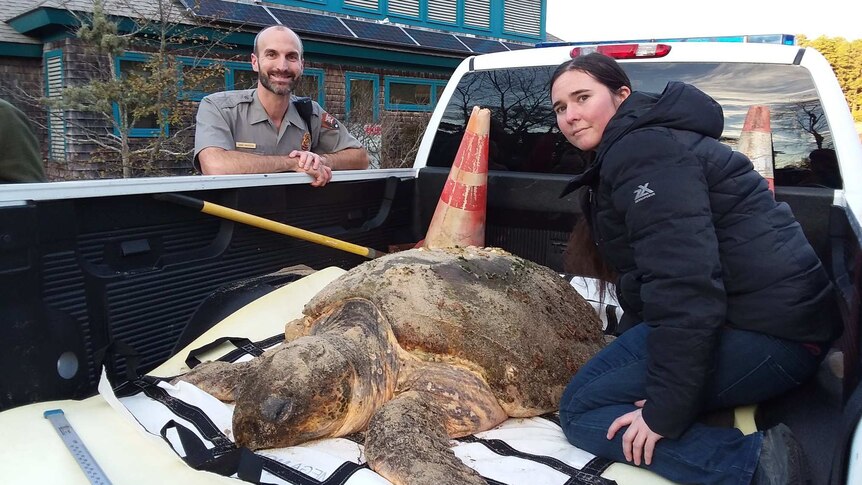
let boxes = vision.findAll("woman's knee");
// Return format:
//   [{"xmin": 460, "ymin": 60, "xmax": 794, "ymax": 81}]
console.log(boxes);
[{"xmin": 559, "ymin": 369, "xmax": 595, "ymax": 417}]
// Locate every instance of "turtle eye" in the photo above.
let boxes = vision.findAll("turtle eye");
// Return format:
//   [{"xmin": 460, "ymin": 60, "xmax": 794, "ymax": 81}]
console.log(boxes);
[{"xmin": 261, "ymin": 395, "xmax": 294, "ymax": 421}]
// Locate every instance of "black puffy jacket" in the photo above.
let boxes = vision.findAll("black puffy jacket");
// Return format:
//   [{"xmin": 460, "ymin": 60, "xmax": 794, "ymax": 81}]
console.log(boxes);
[{"xmin": 563, "ymin": 81, "xmax": 839, "ymax": 439}]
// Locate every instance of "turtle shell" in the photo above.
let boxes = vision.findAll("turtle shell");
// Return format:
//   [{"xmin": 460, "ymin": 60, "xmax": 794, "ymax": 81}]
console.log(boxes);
[{"xmin": 300, "ymin": 247, "xmax": 605, "ymax": 415}]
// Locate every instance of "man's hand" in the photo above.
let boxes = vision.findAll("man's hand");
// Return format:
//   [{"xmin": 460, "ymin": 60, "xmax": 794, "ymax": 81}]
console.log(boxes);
[
  {"xmin": 607, "ymin": 400, "xmax": 664, "ymax": 466},
  {"xmin": 290, "ymin": 150, "xmax": 332, "ymax": 187},
  {"xmin": 290, "ymin": 150, "xmax": 326, "ymax": 171}
]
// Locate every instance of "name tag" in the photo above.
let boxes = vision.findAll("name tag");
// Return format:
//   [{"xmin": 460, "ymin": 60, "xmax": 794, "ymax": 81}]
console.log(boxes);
[{"xmin": 235, "ymin": 142, "xmax": 256, "ymax": 149}]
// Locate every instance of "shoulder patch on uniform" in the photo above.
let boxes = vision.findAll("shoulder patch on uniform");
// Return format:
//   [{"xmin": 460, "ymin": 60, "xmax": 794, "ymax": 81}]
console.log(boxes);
[{"xmin": 321, "ymin": 111, "xmax": 339, "ymax": 130}]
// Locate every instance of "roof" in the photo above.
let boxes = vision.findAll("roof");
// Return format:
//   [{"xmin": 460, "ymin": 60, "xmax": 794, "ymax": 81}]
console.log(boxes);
[
  {"xmin": 0, "ymin": 0, "xmax": 40, "ymax": 44},
  {"xmin": 1, "ymin": 0, "xmax": 532, "ymax": 57},
  {"xmin": 1, "ymin": 0, "xmax": 206, "ymax": 46}
]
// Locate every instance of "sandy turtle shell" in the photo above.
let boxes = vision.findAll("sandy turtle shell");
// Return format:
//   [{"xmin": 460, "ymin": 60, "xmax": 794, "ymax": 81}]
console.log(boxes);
[{"xmin": 177, "ymin": 246, "xmax": 605, "ymax": 485}]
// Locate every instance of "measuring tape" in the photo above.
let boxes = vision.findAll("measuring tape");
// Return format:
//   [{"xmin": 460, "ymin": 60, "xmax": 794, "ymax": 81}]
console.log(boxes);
[{"xmin": 44, "ymin": 409, "xmax": 113, "ymax": 485}]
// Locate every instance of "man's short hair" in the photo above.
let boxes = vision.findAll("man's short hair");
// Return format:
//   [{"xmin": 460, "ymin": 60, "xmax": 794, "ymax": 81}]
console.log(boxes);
[{"xmin": 253, "ymin": 26, "xmax": 304, "ymax": 57}]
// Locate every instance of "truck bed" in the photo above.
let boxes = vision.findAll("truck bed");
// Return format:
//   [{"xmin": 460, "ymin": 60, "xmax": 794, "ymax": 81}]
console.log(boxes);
[{"xmin": 0, "ymin": 266, "xmax": 676, "ymax": 485}]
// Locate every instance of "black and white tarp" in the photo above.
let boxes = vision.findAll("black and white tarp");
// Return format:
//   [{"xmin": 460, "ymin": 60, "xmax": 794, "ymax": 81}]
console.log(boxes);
[
  {"xmin": 106, "ymin": 334, "xmax": 617, "ymax": 485},
  {"xmin": 99, "ymin": 274, "xmax": 625, "ymax": 485}
]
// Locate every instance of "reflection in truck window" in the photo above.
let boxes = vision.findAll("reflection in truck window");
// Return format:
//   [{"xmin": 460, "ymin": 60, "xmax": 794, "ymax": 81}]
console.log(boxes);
[{"xmin": 429, "ymin": 63, "xmax": 840, "ymax": 188}]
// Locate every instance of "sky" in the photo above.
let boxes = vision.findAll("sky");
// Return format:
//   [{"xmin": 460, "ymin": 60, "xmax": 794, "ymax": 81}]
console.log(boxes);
[{"xmin": 546, "ymin": 0, "xmax": 862, "ymax": 42}]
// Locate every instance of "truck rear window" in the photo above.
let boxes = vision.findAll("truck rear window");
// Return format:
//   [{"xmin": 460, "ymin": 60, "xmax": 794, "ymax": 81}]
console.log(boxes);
[{"xmin": 428, "ymin": 62, "xmax": 840, "ymax": 188}]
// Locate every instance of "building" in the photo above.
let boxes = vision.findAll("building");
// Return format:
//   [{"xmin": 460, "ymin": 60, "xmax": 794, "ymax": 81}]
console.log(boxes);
[{"xmin": 0, "ymin": 0, "xmax": 546, "ymax": 178}]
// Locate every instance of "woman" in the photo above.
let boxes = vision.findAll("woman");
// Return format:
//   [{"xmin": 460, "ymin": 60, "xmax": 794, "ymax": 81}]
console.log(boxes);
[{"xmin": 552, "ymin": 53, "xmax": 840, "ymax": 485}]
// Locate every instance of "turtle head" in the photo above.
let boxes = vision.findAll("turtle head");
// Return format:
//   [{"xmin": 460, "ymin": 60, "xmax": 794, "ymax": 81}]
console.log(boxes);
[{"xmin": 232, "ymin": 337, "xmax": 356, "ymax": 449}]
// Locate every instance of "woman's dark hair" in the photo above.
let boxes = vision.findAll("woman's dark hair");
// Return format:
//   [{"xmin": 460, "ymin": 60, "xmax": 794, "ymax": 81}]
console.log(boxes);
[
  {"xmin": 551, "ymin": 53, "xmax": 629, "ymax": 288},
  {"xmin": 549, "ymin": 53, "xmax": 632, "ymax": 94}
]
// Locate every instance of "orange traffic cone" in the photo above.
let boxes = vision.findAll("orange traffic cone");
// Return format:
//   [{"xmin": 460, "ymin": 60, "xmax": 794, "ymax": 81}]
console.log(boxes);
[
  {"xmin": 738, "ymin": 106, "xmax": 774, "ymax": 192},
  {"xmin": 422, "ymin": 106, "xmax": 490, "ymax": 248}
]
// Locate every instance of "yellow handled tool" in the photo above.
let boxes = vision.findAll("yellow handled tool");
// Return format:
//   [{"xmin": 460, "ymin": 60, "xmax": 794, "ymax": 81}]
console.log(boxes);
[{"xmin": 154, "ymin": 193, "xmax": 385, "ymax": 259}]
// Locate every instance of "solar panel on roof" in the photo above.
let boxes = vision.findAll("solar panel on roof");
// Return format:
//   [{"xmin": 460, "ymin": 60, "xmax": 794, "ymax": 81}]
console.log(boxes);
[
  {"xmin": 178, "ymin": 0, "xmax": 485, "ymax": 55},
  {"xmin": 403, "ymin": 28, "xmax": 471, "ymax": 53},
  {"xmin": 503, "ymin": 42, "xmax": 531, "ymax": 51},
  {"xmin": 341, "ymin": 19, "xmax": 416, "ymax": 46},
  {"xmin": 267, "ymin": 8, "xmax": 354, "ymax": 38},
  {"xmin": 181, "ymin": 0, "xmax": 275, "ymax": 27},
  {"xmin": 457, "ymin": 35, "xmax": 508, "ymax": 53}
]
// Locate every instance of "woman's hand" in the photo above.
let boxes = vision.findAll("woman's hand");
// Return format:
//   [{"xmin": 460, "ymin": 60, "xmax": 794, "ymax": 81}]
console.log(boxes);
[{"xmin": 607, "ymin": 400, "xmax": 664, "ymax": 466}]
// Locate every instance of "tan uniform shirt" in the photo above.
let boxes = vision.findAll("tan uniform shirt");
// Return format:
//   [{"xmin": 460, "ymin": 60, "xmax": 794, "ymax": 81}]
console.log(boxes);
[{"xmin": 193, "ymin": 89, "xmax": 361, "ymax": 171}]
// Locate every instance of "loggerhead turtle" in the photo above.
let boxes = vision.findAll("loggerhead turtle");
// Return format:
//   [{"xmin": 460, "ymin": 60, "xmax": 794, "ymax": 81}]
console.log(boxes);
[{"xmin": 176, "ymin": 246, "xmax": 606, "ymax": 485}]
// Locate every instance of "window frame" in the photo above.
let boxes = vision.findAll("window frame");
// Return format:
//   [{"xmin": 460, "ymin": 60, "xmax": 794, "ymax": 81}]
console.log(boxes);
[
  {"xmin": 225, "ymin": 62, "xmax": 256, "ymax": 91},
  {"xmin": 177, "ymin": 57, "xmax": 224, "ymax": 102},
  {"xmin": 345, "ymin": 71, "xmax": 380, "ymax": 123},
  {"xmin": 44, "ymin": 48, "xmax": 66, "ymax": 160},
  {"xmin": 384, "ymin": 76, "xmax": 446, "ymax": 112},
  {"xmin": 114, "ymin": 52, "xmax": 163, "ymax": 138},
  {"xmin": 299, "ymin": 67, "xmax": 326, "ymax": 107}
]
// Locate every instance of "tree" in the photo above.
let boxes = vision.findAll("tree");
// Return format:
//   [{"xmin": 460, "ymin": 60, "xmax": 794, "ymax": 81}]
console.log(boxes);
[
  {"xmin": 798, "ymin": 34, "xmax": 862, "ymax": 122},
  {"xmin": 50, "ymin": 0, "xmax": 236, "ymax": 178}
]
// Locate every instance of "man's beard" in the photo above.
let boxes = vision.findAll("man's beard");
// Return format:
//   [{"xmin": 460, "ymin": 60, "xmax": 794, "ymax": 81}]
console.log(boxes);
[{"xmin": 259, "ymin": 70, "xmax": 295, "ymax": 96}]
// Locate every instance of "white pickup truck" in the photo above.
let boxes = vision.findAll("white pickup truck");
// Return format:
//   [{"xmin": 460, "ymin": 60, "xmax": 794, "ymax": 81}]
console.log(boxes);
[{"xmin": 0, "ymin": 40, "xmax": 859, "ymax": 485}]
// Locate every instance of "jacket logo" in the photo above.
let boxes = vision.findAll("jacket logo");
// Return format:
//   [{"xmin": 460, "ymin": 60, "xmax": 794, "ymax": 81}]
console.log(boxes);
[{"xmin": 633, "ymin": 183, "xmax": 655, "ymax": 203}]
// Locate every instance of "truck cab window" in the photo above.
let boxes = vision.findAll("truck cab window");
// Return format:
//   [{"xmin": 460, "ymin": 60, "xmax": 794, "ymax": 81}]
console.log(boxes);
[{"xmin": 430, "ymin": 63, "xmax": 840, "ymax": 189}]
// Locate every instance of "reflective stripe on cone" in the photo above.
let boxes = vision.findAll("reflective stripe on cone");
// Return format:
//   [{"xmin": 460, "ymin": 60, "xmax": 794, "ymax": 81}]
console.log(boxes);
[{"xmin": 738, "ymin": 105, "xmax": 775, "ymax": 192}]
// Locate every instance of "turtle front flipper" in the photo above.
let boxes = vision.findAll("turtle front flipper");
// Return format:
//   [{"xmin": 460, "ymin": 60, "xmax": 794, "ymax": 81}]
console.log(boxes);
[
  {"xmin": 172, "ymin": 359, "xmax": 256, "ymax": 402},
  {"xmin": 365, "ymin": 390, "xmax": 486, "ymax": 485}
]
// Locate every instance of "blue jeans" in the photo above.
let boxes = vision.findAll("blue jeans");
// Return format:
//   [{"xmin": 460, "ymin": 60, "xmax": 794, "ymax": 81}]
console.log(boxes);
[{"xmin": 559, "ymin": 323, "xmax": 824, "ymax": 485}]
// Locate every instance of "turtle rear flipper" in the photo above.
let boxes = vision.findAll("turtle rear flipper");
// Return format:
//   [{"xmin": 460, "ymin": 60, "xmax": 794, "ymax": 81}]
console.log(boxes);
[{"xmin": 365, "ymin": 390, "xmax": 486, "ymax": 485}]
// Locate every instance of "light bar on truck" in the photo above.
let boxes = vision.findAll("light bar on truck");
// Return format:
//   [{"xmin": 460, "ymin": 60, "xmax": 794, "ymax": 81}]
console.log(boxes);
[
  {"xmin": 538, "ymin": 34, "xmax": 796, "ymax": 48},
  {"xmin": 570, "ymin": 43, "xmax": 671, "ymax": 59}
]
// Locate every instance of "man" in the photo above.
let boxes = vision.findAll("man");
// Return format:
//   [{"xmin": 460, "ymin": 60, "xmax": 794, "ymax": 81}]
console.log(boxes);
[
  {"xmin": 194, "ymin": 26, "xmax": 369, "ymax": 186},
  {"xmin": 0, "ymin": 98, "xmax": 45, "ymax": 183}
]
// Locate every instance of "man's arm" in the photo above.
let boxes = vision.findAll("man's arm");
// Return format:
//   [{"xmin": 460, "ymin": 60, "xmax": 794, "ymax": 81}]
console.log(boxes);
[
  {"xmin": 322, "ymin": 147, "xmax": 369, "ymax": 170},
  {"xmin": 198, "ymin": 147, "xmax": 332, "ymax": 186},
  {"xmin": 309, "ymin": 107, "xmax": 370, "ymax": 170}
]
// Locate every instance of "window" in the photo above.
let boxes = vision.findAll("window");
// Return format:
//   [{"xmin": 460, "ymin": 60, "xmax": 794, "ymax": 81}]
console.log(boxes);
[
  {"xmin": 44, "ymin": 49, "xmax": 65, "ymax": 161},
  {"xmin": 296, "ymin": 68, "xmax": 325, "ymax": 107},
  {"xmin": 115, "ymin": 54, "xmax": 160, "ymax": 137},
  {"xmin": 428, "ymin": 62, "xmax": 837, "ymax": 186},
  {"xmin": 346, "ymin": 72, "xmax": 379, "ymax": 123},
  {"xmin": 226, "ymin": 63, "xmax": 257, "ymax": 90},
  {"xmin": 346, "ymin": 72, "xmax": 380, "ymax": 167},
  {"xmin": 384, "ymin": 77, "xmax": 447, "ymax": 111},
  {"xmin": 179, "ymin": 59, "xmax": 225, "ymax": 101}
]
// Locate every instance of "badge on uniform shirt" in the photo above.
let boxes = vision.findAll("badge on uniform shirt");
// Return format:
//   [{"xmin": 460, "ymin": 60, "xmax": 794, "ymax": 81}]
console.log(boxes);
[
  {"xmin": 321, "ymin": 111, "xmax": 339, "ymax": 130},
  {"xmin": 236, "ymin": 142, "xmax": 257, "ymax": 149},
  {"xmin": 301, "ymin": 132, "xmax": 312, "ymax": 151}
]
